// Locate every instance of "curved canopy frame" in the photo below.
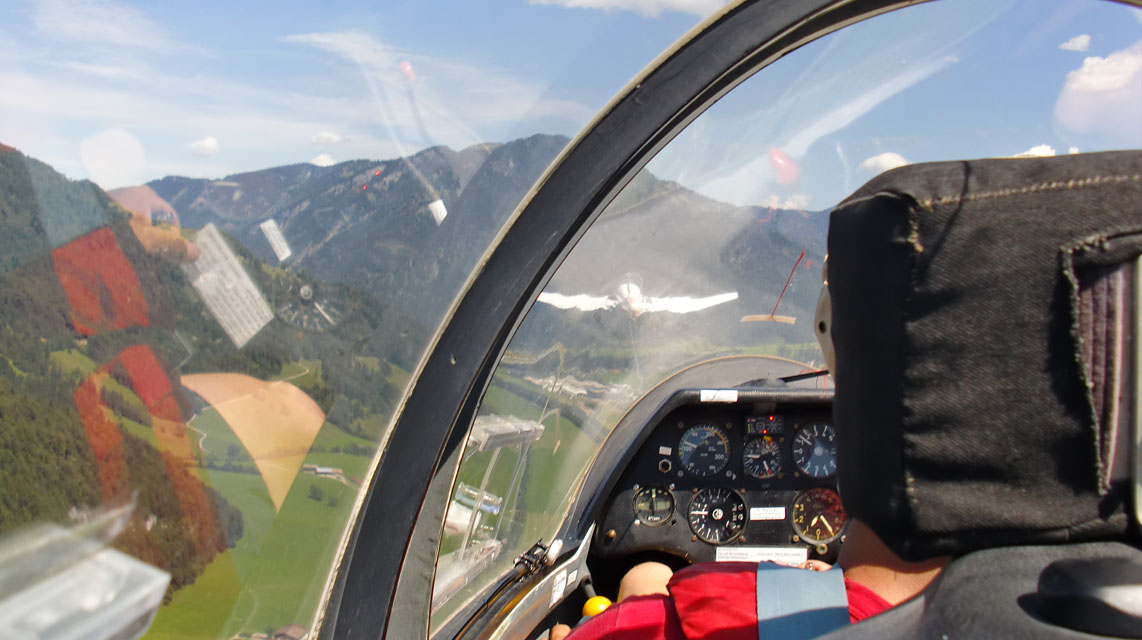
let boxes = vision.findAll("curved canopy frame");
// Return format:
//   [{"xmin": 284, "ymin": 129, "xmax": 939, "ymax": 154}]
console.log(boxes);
[{"xmin": 320, "ymin": 0, "xmax": 944, "ymax": 637}]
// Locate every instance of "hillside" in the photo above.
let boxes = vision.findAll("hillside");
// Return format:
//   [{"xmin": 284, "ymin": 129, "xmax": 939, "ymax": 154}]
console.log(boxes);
[
  {"xmin": 0, "ymin": 145, "xmax": 410, "ymax": 604},
  {"xmin": 0, "ymin": 136, "xmax": 830, "ymax": 634},
  {"xmin": 147, "ymin": 134, "xmax": 824, "ymax": 343},
  {"xmin": 148, "ymin": 138, "xmax": 555, "ymax": 324}
]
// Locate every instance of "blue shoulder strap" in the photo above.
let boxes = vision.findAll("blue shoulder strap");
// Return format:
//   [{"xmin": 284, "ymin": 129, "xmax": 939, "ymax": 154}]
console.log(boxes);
[{"xmin": 755, "ymin": 562, "xmax": 850, "ymax": 640}]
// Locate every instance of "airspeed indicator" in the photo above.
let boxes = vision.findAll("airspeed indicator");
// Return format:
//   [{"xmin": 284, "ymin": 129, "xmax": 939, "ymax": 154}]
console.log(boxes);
[{"xmin": 677, "ymin": 425, "xmax": 730, "ymax": 477}]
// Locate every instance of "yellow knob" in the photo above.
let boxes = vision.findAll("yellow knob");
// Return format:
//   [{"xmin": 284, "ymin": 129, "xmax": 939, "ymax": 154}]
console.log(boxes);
[{"xmin": 582, "ymin": 596, "xmax": 612, "ymax": 618}]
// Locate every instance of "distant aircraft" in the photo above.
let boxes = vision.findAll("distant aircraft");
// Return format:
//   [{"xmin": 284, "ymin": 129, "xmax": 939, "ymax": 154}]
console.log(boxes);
[{"xmin": 537, "ymin": 274, "xmax": 738, "ymax": 316}]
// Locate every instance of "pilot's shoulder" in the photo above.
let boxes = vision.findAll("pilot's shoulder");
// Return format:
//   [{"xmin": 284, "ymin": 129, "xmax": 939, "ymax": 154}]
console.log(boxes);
[{"xmin": 670, "ymin": 562, "xmax": 758, "ymax": 639}]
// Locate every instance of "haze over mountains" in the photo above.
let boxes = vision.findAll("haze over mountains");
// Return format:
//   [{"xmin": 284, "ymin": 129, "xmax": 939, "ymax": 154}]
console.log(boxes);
[
  {"xmin": 144, "ymin": 132, "xmax": 827, "ymax": 344},
  {"xmin": 148, "ymin": 135, "xmax": 571, "ymax": 326},
  {"xmin": 1, "ymin": 132, "xmax": 828, "ymax": 398}
]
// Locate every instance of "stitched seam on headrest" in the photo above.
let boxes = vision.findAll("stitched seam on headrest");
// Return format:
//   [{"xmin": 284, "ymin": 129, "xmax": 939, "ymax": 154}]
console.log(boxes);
[
  {"xmin": 918, "ymin": 174, "xmax": 1142, "ymax": 208},
  {"xmin": 900, "ymin": 197, "xmax": 924, "ymax": 547}
]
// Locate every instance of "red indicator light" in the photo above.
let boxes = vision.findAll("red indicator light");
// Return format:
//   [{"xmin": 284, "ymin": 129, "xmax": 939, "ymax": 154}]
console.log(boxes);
[
  {"xmin": 768, "ymin": 415, "xmax": 775, "ymax": 421},
  {"xmin": 375, "ymin": 170, "xmax": 380, "ymax": 176},
  {"xmin": 361, "ymin": 184, "xmax": 367, "ymax": 191}
]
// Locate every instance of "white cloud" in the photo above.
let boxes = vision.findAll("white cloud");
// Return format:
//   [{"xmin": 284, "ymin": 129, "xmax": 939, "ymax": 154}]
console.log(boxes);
[
  {"xmin": 760, "ymin": 194, "xmax": 811, "ymax": 211},
  {"xmin": 310, "ymin": 153, "xmax": 335, "ymax": 167},
  {"xmin": 1060, "ymin": 43, "xmax": 1141, "ymax": 92},
  {"xmin": 30, "ymin": 0, "xmax": 183, "ymax": 52},
  {"xmin": 78, "ymin": 128, "xmax": 146, "ymax": 189},
  {"xmin": 58, "ymin": 61, "xmax": 141, "ymax": 80},
  {"xmin": 1068, "ymin": 146, "xmax": 1080, "ymax": 154},
  {"xmin": 283, "ymin": 31, "xmax": 593, "ymax": 141},
  {"xmin": 1058, "ymin": 34, "xmax": 1090, "ymax": 52},
  {"xmin": 858, "ymin": 152, "xmax": 908, "ymax": 173},
  {"xmin": 311, "ymin": 131, "xmax": 346, "ymax": 144},
  {"xmin": 527, "ymin": 0, "xmax": 727, "ymax": 17},
  {"xmin": 283, "ymin": 32, "xmax": 399, "ymax": 73},
  {"xmin": 0, "ymin": 25, "xmax": 590, "ymax": 183},
  {"xmin": 1010, "ymin": 144, "xmax": 1056, "ymax": 158},
  {"xmin": 783, "ymin": 59, "xmax": 952, "ymax": 159},
  {"xmin": 1055, "ymin": 42, "xmax": 1142, "ymax": 144},
  {"xmin": 0, "ymin": 66, "xmax": 410, "ymax": 179},
  {"xmin": 190, "ymin": 136, "xmax": 220, "ymax": 156}
]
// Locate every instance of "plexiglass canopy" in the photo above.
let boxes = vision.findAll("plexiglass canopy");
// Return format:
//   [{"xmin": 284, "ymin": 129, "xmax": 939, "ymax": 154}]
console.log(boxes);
[
  {"xmin": 0, "ymin": 2, "xmax": 714, "ymax": 637},
  {"xmin": 0, "ymin": 0, "xmax": 1138, "ymax": 638},
  {"xmin": 434, "ymin": 0, "xmax": 1142, "ymax": 632}
]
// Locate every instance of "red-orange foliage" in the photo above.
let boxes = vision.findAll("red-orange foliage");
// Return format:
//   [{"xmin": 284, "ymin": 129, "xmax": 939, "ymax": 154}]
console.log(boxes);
[
  {"xmin": 73, "ymin": 376, "xmax": 130, "ymax": 503},
  {"xmin": 50, "ymin": 227, "xmax": 150, "ymax": 336}
]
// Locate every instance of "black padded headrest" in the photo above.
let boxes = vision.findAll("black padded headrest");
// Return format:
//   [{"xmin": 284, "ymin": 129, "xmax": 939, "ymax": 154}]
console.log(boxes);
[{"xmin": 827, "ymin": 151, "xmax": 1141, "ymax": 559}]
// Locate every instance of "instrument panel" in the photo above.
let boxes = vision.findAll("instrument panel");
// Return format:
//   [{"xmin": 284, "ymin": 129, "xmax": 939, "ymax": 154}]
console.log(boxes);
[{"xmin": 595, "ymin": 397, "xmax": 845, "ymax": 564}]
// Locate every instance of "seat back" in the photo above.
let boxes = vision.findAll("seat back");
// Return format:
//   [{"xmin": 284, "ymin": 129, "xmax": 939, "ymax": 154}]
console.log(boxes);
[
  {"xmin": 826, "ymin": 151, "xmax": 1140, "ymax": 560},
  {"xmin": 821, "ymin": 151, "xmax": 1142, "ymax": 638}
]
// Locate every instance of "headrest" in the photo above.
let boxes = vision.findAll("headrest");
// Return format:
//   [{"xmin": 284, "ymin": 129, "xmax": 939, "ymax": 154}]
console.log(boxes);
[{"xmin": 827, "ymin": 151, "xmax": 1141, "ymax": 559}]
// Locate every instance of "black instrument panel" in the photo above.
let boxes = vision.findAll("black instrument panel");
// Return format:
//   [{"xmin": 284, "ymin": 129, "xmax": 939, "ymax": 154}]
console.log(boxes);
[{"xmin": 594, "ymin": 397, "xmax": 844, "ymax": 564}]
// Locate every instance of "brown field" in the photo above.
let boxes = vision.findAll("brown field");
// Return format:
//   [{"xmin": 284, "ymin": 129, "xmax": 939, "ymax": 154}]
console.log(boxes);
[{"xmin": 181, "ymin": 373, "xmax": 325, "ymax": 511}]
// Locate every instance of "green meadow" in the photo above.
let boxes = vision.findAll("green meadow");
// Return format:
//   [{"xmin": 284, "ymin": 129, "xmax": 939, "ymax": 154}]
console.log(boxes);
[
  {"xmin": 52, "ymin": 348, "xmax": 160, "ymax": 446},
  {"xmin": 147, "ymin": 358, "xmax": 604, "ymax": 637},
  {"xmin": 188, "ymin": 408, "xmax": 248, "ymax": 458},
  {"xmin": 49, "ymin": 348, "xmax": 97, "ymax": 377},
  {"xmin": 146, "ymin": 416, "xmax": 372, "ymax": 638},
  {"xmin": 213, "ymin": 469, "xmax": 357, "ymax": 637}
]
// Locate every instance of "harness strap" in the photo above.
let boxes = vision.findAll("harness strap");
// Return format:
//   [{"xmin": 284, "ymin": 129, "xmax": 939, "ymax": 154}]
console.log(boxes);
[{"xmin": 755, "ymin": 562, "xmax": 849, "ymax": 639}]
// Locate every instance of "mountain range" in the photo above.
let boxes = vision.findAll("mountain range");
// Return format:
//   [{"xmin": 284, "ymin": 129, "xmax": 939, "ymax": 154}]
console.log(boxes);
[
  {"xmin": 148, "ymin": 135, "xmax": 569, "ymax": 326},
  {"xmin": 144, "ymin": 133, "xmax": 828, "ymax": 348}
]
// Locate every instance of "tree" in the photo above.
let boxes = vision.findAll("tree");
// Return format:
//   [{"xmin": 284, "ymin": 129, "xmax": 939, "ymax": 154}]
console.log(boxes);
[{"xmin": 307, "ymin": 484, "xmax": 324, "ymax": 502}]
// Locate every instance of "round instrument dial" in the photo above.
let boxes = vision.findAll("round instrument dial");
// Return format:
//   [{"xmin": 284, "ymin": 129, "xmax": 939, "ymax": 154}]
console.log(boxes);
[
  {"xmin": 677, "ymin": 425, "xmax": 730, "ymax": 477},
  {"xmin": 687, "ymin": 487, "xmax": 746, "ymax": 544},
  {"xmin": 792, "ymin": 487, "xmax": 847, "ymax": 544},
  {"xmin": 792, "ymin": 422, "xmax": 837, "ymax": 478},
  {"xmin": 742, "ymin": 436, "xmax": 782, "ymax": 479},
  {"xmin": 632, "ymin": 487, "xmax": 675, "ymax": 526}
]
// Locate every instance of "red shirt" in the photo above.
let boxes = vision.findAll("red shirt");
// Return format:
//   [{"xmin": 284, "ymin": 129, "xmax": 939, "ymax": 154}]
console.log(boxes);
[{"xmin": 568, "ymin": 563, "xmax": 892, "ymax": 640}]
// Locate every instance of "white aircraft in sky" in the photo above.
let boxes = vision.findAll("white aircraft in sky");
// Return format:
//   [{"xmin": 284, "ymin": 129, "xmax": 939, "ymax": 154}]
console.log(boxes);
[{"xmin": 537, "ymin": 274, "xmax": 738, "ymax": 317}]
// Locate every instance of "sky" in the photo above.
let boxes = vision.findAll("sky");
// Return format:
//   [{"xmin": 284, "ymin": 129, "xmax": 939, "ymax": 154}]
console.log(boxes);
[
  {"xmin": 0, "ymin": 0, "xmax": 716, "ymax": 189},
  {"xmin": 0, "ymin": 0, "xmax": 1139, "ymax": 209},
  {"xmin": 646, "ymin": 0, "xmax": 1142, "ymax": 209}
]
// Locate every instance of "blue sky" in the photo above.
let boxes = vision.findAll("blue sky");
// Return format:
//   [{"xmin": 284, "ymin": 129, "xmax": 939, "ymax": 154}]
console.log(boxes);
[
  {"xmin": 0, "ymin": 0, "xmax": 714, "ymax": 188},
  {"xmin": 0, "ymin": 0, "xmax": 1139, "ymax": 210},
  {"xmin": 646, "ymin": 0, "xmax": 1142, "ymax": 209}
]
